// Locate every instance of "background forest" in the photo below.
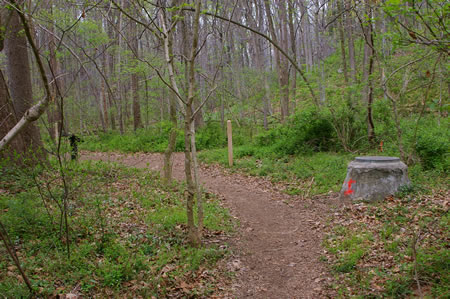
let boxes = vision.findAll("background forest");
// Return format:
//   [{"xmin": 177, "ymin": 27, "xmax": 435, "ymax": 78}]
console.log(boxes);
[{"xmin": 0, "ymin": 0, "xmax": 448, "ymax": 297}]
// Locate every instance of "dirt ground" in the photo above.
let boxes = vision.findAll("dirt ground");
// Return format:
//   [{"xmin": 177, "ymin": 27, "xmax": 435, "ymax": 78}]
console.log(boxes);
[{"xmin": 81, "ymin": 151, "xmax": 343, "ymax": 298}]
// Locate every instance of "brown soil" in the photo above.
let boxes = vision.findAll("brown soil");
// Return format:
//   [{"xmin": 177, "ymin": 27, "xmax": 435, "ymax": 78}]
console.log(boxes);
[{"xmin": 81, "ymin": 151, "xmax": 343, "ymax": 298}]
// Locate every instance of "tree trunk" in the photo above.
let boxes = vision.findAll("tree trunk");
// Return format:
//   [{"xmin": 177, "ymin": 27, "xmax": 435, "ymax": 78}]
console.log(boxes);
[
  {"xmin": 3, "ymin": 6, "xmax": 45, "ymax": 163},
  {"xmin": 362, "ymin": 1, "xmax": 376, "ymax": 144},
  {"xmin": 264, "ymin": 0, "xmax": 289, "ymax": 122},
  {"xmin": 130, "ymin": 16, "xmax": 142, "ymax": 131},
  {"xmin": 314, "ymin": 0, "xmax": 326, "ymax": 103},
  {"xmin": 159, "ymin": 1, "xmax": 201, "ymax": 246},
  {"xmin": 117, "ymin": 0, "xmax": 124, "ymax": 134},
  {"xmin": 0, "ymin": 70, "xmax": 26, "ymax": 162},
  {"xmin": 106, "ymin": 11, "xmax": 116, "ymax": 131},
  {"xmin": 161, "ymin": 1, "xmax": 180, "ymax": 184},
  {"xmin": 101, "ymin": 51, "xmax": 109, "ymax": 131},
  {"xmin": 163, "ymin": 92, "xmax": 177, "ymax": 183},
  {"xmin": 279, "ymin": 0, "xmax": 290, "ymax": 119},
  {"xmin": 345, "ymin": 0, "xmax": 356, "ymax": 83},
  {"xmin": 46, "ymin": 0, "xmax": 63, "ymax": 140},
  {"xmin": 337, "ymin": 0, "xmax": 349, "ymax": 84},
  {"xmin": 185, "ymin": 0, "xmax": 202, "ymax": 246},
  {"xmin": 288, "ymin": 0, "xmax": 297, "ymax": 111}
]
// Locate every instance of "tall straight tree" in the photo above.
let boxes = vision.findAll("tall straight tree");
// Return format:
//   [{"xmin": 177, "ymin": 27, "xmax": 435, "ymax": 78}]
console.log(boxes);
[
  {"xmin": 129, "ymin": 10, "xmax": 142, "ymax": 131},
  {"xmin": 264, "ymin": 0, "xmax": 290, "ymax": 122},
  {"xmin": 157, "ymin": 0, "xmax": 204, "ymax": 246},
  {"xmin": 345, "ymin": 0, "xmax": 356, "ymax": 83},
  {"xmin": 360, "ymin": 0, "xmax": 376, "ymax": 144},
  {"xmin": 161, "ymin": 0, "xmax": 181, "ymax": 184},
  {"xmin": 45, "ymin": 0, "xmax": 63, "ymax": 140},
  {"xmin": 288, "ymin": 0, "xmax": 298, "ymax": 110},
  {"xmin": 3, "ymin": 3, "xmax": 45, "ymax": 162}
]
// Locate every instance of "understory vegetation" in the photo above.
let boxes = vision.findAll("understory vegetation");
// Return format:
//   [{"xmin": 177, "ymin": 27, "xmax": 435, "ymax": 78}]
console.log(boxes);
[
  {"xmin": 82, "ymin": 104, "xmax": 448, "ymax": 196},
  {"xmin": 0, "ymin": 159, "xmax": 234, "ymax": 297},
  {"xmin": 323, "ymin": 188, "xmax": 449, "ymax": 298}
]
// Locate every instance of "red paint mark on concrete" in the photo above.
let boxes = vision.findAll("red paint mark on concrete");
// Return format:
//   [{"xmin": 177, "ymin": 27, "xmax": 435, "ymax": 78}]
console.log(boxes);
[{"xmin": 344, "ymin": 179, "xmax": 356, "ymax": 195}]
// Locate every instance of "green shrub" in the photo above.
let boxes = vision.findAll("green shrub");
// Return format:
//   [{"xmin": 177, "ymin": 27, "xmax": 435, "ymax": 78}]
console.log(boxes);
[
  {"xmin": 283, "ymin": 109, "xmax": 335, "ymax": 154},
  {"xmin": 196, "ymin": 122, "xmax": 227, "ymax": 150},
  {"xmin": 329, "ymin": 103, "xmax": 368, "ymax": 151},
  {"xmin": 415, "ymin": 128, "xmax": 449, "ymax": 171},
  {"xmin": 255, "ymin": 107, "xmax": 335, "ymax": 155}
]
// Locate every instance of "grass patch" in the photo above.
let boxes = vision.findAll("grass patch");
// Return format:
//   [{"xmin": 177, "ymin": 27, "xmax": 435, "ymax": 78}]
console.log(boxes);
[{"xmin": 199, "ymin": 146, "xmax": 352, "ymax": 196}]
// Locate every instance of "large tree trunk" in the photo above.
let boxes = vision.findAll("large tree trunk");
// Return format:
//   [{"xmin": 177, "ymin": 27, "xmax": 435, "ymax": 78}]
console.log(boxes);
[
  {"xmin": 3, "ymin": 6, "xmax": 45, "ymax": 163},
  {"xmin": 0, "ymin": 71, "xmax": 26, "ymax": 162}
]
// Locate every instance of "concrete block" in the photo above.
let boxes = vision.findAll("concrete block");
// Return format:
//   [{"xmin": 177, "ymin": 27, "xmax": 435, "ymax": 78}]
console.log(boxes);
[{"xmin": 340, "ymin": 156, "xmax": 411, "ymax": 201}]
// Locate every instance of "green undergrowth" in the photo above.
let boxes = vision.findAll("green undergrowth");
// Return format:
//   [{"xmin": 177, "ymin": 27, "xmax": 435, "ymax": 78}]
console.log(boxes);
[
  {"xmin": 79, "ymin": 121, "xmax": 249, "ymax": 153},
  {"xmin": 199, "ymin": 146, "xmax": 446, "ymax": 199},
  {"xmin": 199, "ymin": 147, "xmax": 353, "ymax": 196},
  {"xmin": 323, "ymin": 187, "xmax": 449, "ymax": 298},
  {"xmin": 198, "ymin": 108, "xmax": 448, "ymax": 197},
  {"xmin": 0, "ymin": 160, "xmax": 234, "ymax": 297}
]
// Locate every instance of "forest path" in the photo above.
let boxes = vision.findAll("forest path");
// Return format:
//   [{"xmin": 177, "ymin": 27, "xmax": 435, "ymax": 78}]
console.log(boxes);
[{"xmin": 81, "ymin": 151, "xmax": 341, "ymax": 298}]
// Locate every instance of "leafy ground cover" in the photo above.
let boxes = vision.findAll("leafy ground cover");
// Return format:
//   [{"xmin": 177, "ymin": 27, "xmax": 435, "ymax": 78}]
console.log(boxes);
[
  {"xmin": 323, "ymin": 187, "xmax": 449, "ymax": 298},
  {"xmin": 0, "ymin": 160, "xmax": 234, "ymax": 297}
]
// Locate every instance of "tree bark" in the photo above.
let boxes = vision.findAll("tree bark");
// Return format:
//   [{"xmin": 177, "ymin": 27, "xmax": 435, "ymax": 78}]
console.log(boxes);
[
  {"xmin": 0, "ymin": 70, "xmax": 25, "ymax": 161},
  {"xmin": 345, "ymin": 0, "xmax": 356, "ymax": 83},
  {"xmin": 130, "ymin": 16, "xmax": 142, "ymax": 131},
  {"xmin": 117, "ymin": 0, "xmax": 124, "ymax": 134},
  {"xmin": 264, "ymin": 0, "xmax": 289, "ymax": 122},
  {"xmin": 362, "ymin": 0, "xmax": 376, "ymax": 144},
  {"xmin": 0, "ymin": 1, "xmax": 52, "ymax": 156},
  {"xmin": 160, "ymin": 0, "xmax": 180, "ymax": 184},
  {"xmin": 100, "ymin": 51, "xmax": 109, "ymax": 131},
  {"xmin": 3, "ymin": 5, "xmax": 45, "ymax": 162},
  {"xmin": 288, "ymin": 0, "xmax": 298, "ymax": 111},
  {"xmin": 279, "ymin": 0, "xmax": 290, "ymax": 119},
  {"xmin": 337, "ymin": 0, "xmax": 349, "ymax": 84},
  {"xmin": 46, "ymin": 0, "xmax": 63, "ymax": 140},
  {"xmin": 185, "ymin": 0, "xmax": 202, "ymax": 246}
]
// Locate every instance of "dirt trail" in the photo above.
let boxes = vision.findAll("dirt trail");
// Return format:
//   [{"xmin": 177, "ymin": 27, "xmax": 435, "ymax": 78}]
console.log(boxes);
[{"xmin": 81, "ymin": 151, "xmax": 341, "ymax": 298}]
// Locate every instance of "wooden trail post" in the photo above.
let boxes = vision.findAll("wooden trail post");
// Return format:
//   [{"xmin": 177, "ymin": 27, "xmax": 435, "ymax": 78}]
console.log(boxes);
[{"xmin": 227, "ymin": 120, "xmax": 233, "ymax": 167}]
